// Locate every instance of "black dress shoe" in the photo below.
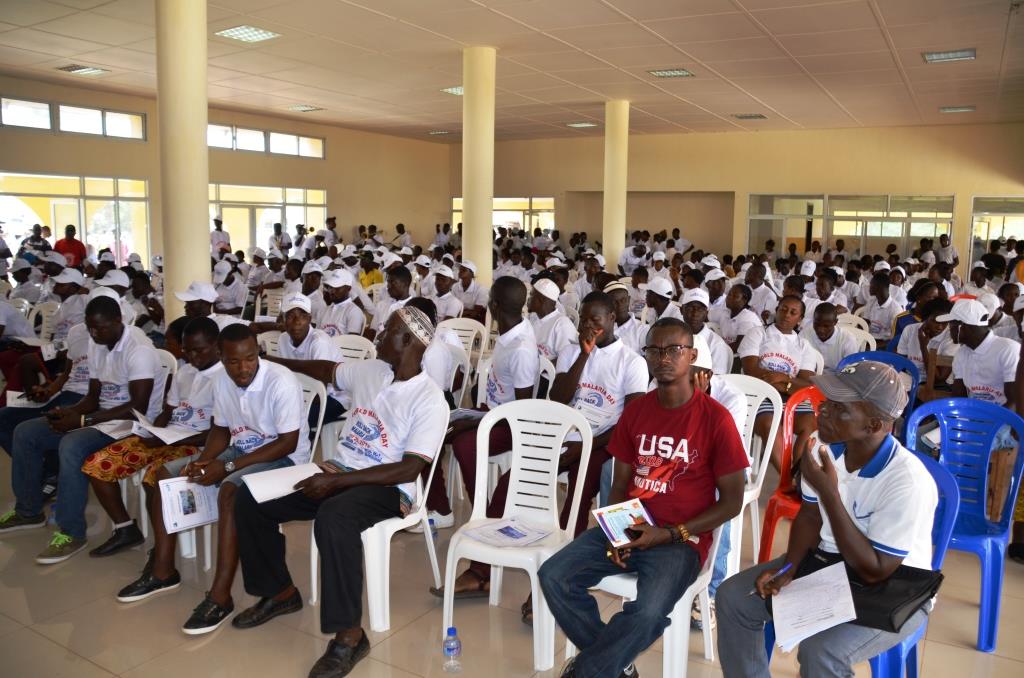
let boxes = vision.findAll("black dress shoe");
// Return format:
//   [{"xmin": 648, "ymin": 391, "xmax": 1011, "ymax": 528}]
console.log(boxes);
[
  {"xmin": 232, "ymin": 590, "xmax": 303, "ymax": 629},
  {"xmin": 308, "ymin": 634, "xmax": 370, "ymax": 678},
  {"xmin": 117, "ymin": 571, "xmax": 181, "ymax": 603},
  {"xmin": 89, "ymin": 521, "xmax": 145, "ymax": 557}
]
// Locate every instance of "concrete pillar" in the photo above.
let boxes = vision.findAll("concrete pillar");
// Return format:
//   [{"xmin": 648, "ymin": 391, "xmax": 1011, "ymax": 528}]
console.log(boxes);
[
  {"xmin": 461, "ymin": 46, "xmax": 496, "ymax": 286},
  {"xmin": 602, "ymin": 100, "xmax": 630, "ymax": 272},
  {"xmin": 156, "ymin": 0, "xmax": 209, "ymax": 315}
]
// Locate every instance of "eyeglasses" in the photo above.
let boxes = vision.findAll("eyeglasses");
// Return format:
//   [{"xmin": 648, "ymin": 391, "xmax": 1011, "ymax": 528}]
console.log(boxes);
[{"xmin": 641, "ymin": 345, "xmax": 693, "ymax": 360}]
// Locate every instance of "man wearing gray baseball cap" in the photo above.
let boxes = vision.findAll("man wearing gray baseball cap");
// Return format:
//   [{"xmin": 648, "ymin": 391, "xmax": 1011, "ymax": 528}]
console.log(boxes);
[{"xmin": 716, "ymin": 360, "xmax": 939, "ymax": 678}]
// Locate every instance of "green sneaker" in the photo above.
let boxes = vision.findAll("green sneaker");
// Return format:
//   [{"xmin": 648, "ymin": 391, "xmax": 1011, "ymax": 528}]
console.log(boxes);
[
  {"xmin": 0, "ymin": 509, "xmax": 47, "ymax": 534},
  {"xmin": 36, "ymin": 531, "xmax": 87, "ymax": 565}
]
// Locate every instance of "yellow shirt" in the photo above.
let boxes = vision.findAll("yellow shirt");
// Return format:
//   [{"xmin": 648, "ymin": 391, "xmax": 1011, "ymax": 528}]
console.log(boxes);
[{"xmin": 359, "ymin": 268, "xmax": 383, "ymax": 289}]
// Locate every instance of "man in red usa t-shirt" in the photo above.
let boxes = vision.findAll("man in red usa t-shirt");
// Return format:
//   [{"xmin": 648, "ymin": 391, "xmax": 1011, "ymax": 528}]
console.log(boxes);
[{"xmin": 540, "ymin": 317, "xmax": 748, "ymax": 678}]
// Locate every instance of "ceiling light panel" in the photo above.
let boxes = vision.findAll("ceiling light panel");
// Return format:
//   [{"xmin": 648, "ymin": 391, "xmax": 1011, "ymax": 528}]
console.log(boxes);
[
  {"xmin": 566, "ymin": 121, "xmax": 598, "ymax": 128},
  {"xmin": 939, "ymin": 105, "xmax": 975, "ymax": 113},
  {"xmin": 287, "ymin": 104, "xmax": 323, "ymax": 112},
  {"xmin": 922, "ymin": 49, "xmax": 976, "ymax": 64},
  {"xmin": 647, "ymin": 68, "xmax": 694, "ymax": 78},
  {"xmin": 428, "ymin": 130, "xmax": 450, "ymax": 135},
  {"xmin": 215, "ymin": 25, "xmax": 281, "ymax": 43},
  {"xmin": 733, "ymin": 113, "xmax": 767, "ymax": 120},
  {"xmin": 56, "ymin": 64, "xmax": 108, "ymax": 76},
  {"xmin": 441, "ymin": 86, "xmax": 463, "ymax": 96}
]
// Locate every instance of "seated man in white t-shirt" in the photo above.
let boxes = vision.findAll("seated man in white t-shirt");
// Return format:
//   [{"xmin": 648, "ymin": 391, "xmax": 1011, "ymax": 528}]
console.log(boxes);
[
  {"xmin": 366, "ymin": 266, "xmax": 412, "ymax": 341},
  {"xmin": 861, "ymin": 271, "xmax": 902, "ymax": 342},
  {"xmin": 941, "ymin": 299, "xmax": 1019, "ymax": 408},
  {"xmin": 529, "ymin": 277, "xmax": 577, "ymax": 365},
  {"xmin": 427, "ymin": 264, "xmax": 464, "ymax": 322},
  {"xmin": 213, "ymin": 261, "xmax": 246, "ymax": 316},
  {"xmin": 799, "ymin": 303, "xmax": 860, "ymax": 373},
  {"xmin": 233, "ymin": 307, "xmax": 448, "ymax": 678},
  {"xmin": 153, "ymin": 324, "xmax": 310, "ymax": 635},
  {"xmin": 718, "ymin": 362, "xmax": 938, "ymax": 677},
  {"xmin": 316, "ymin": 270, "xmax": 366, "ymax": 337},
  {"xmin": 643, "ymin": 276, "xmax": 683, "ymax": 321},
  {"xmin": 681, "ymin": 287, "xmax": 732, "ymax": 375},
  {"xmin": 896, "ymin": 298, "xmax": 956, "ymax": 388}
]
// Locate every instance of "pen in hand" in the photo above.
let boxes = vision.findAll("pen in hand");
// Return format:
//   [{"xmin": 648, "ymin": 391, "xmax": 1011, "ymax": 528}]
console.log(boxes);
[{"xmin": 749, "ymin": 561, "xmax": 794, "ymax": 596}]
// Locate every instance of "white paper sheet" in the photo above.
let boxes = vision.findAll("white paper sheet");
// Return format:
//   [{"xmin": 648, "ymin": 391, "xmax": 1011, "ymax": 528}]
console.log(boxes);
[
  {"xmin": 772, "ymin": 562, "xmax": 857, "ymax": 652},
  {"xmin": 131, "ymin": 409, "xmax": 196, "ymax": 445},
  {"xmin": 5, "ymin": 390, "xmax": 59, "ymax": 408},
  {"xmin": 242, "ymin": 463, "xmax": 322, "ymax": 503},
  {"xmin": 158, "ymin": 476, "xmax": 219, "ymax": 534},
  {"xmin": 463, "ymin": 519, "xmax": 552, "ymax": 548},
  {"xmin": 90, "ymin": 419, "xmax": 135, "ymax": 440}
]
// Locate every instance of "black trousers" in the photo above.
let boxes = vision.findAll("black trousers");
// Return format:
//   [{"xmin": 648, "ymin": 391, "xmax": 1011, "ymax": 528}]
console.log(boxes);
[{"xmin": 235, "ymin": 483, "xmax": 402, "ymax": 633}]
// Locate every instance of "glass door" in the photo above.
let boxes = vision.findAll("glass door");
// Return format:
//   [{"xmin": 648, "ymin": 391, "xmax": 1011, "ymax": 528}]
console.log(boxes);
[{"xmin": 219, "ymin": 206, "xmax": 253, "ymax": 256}]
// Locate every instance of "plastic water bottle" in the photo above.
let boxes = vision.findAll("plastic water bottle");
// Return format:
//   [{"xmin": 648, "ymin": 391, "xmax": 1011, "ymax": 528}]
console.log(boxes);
[
  {"xmin": 429, "ymin": 518, "xmax": 438, "ymax": 541},
  {"xmin": 442, "ymin": 626, "xmax": 462, "ymax": 673}
]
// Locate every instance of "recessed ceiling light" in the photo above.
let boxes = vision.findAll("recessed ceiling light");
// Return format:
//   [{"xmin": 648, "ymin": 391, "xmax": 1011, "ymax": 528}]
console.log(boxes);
[
  {"xmin": 215, "ymin": 25, "xmax": 280, "ymax": 43},
  {"xmin": 428, "ymin": 130, "xmax": 450, "ymax": 135},
  {"xmin": 441, "ymin": 86, "xmax": 463, "ymax": 96},
  {"xmin": 733, "ymin": 113, "xmax": 767, "ymax": 120},
  {"xmin": 287, "ymin": 104, "xmax": 323, "ymax": 112},
  {"xmin": 56, "ymin": 64, "xmax": 108, "ymax": 76},
  {"xmin": 566, "ymin": 121, "xmax": 598, "ymax": 128},
  {"xmin": 922, "ymin": 48, "xmax": 976, "ymax": 63},
  {"xmin": 647, "ymin": 68, "xmax": 694, "ymax": 78},
  {"xmin": 939, "ymin": 105, "xmax": 975, "ymax": 113}
]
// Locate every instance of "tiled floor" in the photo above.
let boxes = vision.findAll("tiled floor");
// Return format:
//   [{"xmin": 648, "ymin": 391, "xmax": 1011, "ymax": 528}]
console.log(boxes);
[{"xmin": 2, "ymin": 453, "xmax": 1024, "ymax": 677}]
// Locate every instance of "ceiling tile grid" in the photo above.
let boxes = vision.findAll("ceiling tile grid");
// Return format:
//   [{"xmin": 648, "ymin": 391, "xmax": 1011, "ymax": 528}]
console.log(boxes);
[{"xmin": 0, "ymin": 0, "xmax": 1016, "ymax": 141}]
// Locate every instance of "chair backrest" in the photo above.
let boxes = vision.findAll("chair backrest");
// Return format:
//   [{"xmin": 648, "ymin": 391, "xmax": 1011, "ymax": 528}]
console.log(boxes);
[
  {"xmin": 257, "ymin": 331, "xmax": 282, "ymax": 355},
  {"xmin": 294, "ymin": 372, "xmax": 327, "ymax": 458},
  {"xmin": 842, "ymin": 325, "xmax": 876, "ymax": 352},
  {"xmin": 257, "ymin": 288, "xmax": 285, "ymax": 318},
  {"xmin": 9, "ymin": 297, "xmax": 31, "ymax": 316},
  {"xmin": 330, "ymin": 333, "xmax": 376, "ymax": 361},
  {"xmin": 719, "ymin": 374, "xmax": 784, "ymax": 492},
  {"xmin": 28, "ymin": 300, "xmax": 60, "ymax": 341},
  {"xmin": 535, "ymin": 355, "xmax": 556, "ymax": 398},
  {"xmin": 155, "ymin": 348, "xmax": 178, "ymax": 395},
  {"xmin": 368, "ymin": 282, "xmax": 386, "ymax": 304},
  {"xmin": 407, "ymin": 409, "xmax": 452, "ymax": 515},
  {"xmin": 905, "ymin": 399, "xmax": 1024, "ymax": 535},
  {"xmin": 808, "ymin": 346, "xmax": 824, "ymax": 375},
  {"xmin": 836, "ymin": 351, "xmax": 920, "ymax": 435},
  {"xmin": 912, "ymin": 451, "xmax": 961, "ymax": 570},
  {"xmin": 437, "ymin": 317, "xmax": 486, "ymax": 356},
  {"xmin": 564, "ymin": 304, "xmax": 580, "ymax": 328},
  {"xmin": 474, "ymin": 357, "xmax": 493, "ymax": 408},
  {"xmin": 852, "ymin": 305, "xmax": 868, "ymax": 318},
  {"xmin": 445, "ymin": 342, "xmax": 473, "ymax": 407},
  {"xmin": 837, "ymin": 312, "xmax": 869, "ymax": 333},
  {"xmin": 779, "ymin": 386, "xmax": 827, "ymax": 494},
  {"xmin": 473, "ymin": 400, "xmax": 593, "ymax": 537}
]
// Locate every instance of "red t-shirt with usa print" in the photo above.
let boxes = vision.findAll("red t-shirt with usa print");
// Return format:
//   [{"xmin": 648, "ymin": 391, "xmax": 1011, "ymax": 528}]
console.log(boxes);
[{"xmin": 608, "ymin": 387, "xmax": 749, "ymax": 564}]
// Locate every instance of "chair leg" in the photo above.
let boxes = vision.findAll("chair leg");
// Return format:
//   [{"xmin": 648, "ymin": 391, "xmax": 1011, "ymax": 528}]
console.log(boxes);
[
  {"xmin": 179, "ymin": 528, "xmax": 196, "ymax": 559},
  {"xmin": 202, "ymin": 523, "xmax": 212, "ymax": 572},
  {"xmin": 137, "ymin": 475, "xmax": 149, "ymax": 540},
  {"xmin": 489, "ymin": 565, "xmax": 503, "ymax": 607},
  {"xmin": 664, "ymin": 592, "xmax": 692, "ymax": 678},
  {"xmin": 869, "ymin": 647, "xmax": 904, "ymax": 678},
  {"xmin": 748, "ymin": 500, "xmax": 761, "ymax": 564},
  {"xmin": 422, "ymin": 515, "xmax": 442, "ymax": 590},
  {"xmin": 528, "ymin": 571, "xmax": 556, "ymax": 671},
  {"xmin": 309, "ymin": 525, "xmax": 320, "ymax": 605},
  {"xmin": 441, "ymin": 547, "xmax": 460, "ymax": 641},
  {"xmin": 700, "ymin": 588, "xmax": 714, "ymax": 661},
  {"xmin": 728, "ymin": 509, "xmax": 744, "ymax": 578},
  {"xmin": 905, "ymin": 642, "xmax": 919, "ymax": 678},
  {"xmin": 757, "ymin": 500, "xmax": 780, "ymax": 563},
  {"xmin": 362, "ymin": 529, "xmax": 391, "ymax": 633},
  {"xmin": 977, "ymin": 541, "xmax": 1006, "ymax": 652}
]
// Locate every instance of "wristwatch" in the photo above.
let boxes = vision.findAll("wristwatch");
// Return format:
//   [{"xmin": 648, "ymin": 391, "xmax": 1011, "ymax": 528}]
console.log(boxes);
[{"xmin": 224, "ymin": 460, "xmax": 236, "ymax": 473}]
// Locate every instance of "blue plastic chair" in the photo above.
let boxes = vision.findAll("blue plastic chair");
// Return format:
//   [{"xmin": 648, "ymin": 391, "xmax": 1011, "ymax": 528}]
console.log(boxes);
[
  {"xmin": 905, "ymin": 398, "xmax": 1024, "ymax": 653},
  {"xmin": 764, "ymin": 451, "xmax": 961, "ymax": 676},
  {"xmin": 836, "ymin": 352, "xmax": 920, "ymax": 439}
]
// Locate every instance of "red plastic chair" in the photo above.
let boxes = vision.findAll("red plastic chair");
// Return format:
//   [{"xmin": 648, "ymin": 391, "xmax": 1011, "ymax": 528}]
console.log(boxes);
[
  {"xmin": 756, "ymin": 386, "xmax": 826, "ymax": 563},
  {"xmin": 948, "ymin": 294, "xmax": 976, "ymax": 302}
]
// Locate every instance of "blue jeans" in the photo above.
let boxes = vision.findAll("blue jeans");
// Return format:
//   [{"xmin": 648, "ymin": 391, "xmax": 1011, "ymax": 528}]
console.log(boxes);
[
  {"xmin": 709, "ymin": 518, "xmax": 732, "ymax": 599},
  {"xmin": 11, "ymin": 419, "xmax": 114, "ymax": 540},
  {"xmin": 539, "ymin": 527, "xmax": 701, "ymax": 678},
  {"xmin": 0, "ymin": 391, "xmax": 82, "ymax": 457}
]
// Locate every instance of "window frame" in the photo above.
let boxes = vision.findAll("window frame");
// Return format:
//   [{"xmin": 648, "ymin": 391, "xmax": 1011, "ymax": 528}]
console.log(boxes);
[
  {"xmin": 0, "ymin": 96, "xmax": 55, "ymax": 130},
  {"xmin": 206, "ymin": 122, "xmax": 325, "ymax": 159},
  {"xmin": 0, "ymin": 94, "xmax": 146, "ymax": 141}
]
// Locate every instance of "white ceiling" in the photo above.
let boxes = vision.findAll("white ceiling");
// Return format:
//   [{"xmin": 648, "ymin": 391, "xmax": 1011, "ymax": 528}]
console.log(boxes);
[{"xmin": 0, "ymin": 0, "xmax": 1021, "ymax": 141}]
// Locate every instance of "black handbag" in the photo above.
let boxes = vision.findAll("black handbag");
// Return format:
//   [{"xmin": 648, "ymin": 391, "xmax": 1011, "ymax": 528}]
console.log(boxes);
[{"xmin": 792, "ymin": 549, "xmax": 943, "ymax": 633}]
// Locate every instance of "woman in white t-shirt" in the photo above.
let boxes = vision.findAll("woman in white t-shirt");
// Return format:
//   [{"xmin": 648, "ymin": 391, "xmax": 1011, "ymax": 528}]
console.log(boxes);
[{"xmin": 739, "ymin": 295, "xmax": 818, "ymax": 471}]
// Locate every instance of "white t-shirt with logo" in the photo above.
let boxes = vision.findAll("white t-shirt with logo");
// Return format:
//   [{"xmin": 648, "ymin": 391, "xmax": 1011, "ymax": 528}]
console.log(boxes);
[
  {"xmin": 951, "ymin": 332, "xmax": 1020, "ymax": 405},
  {"xmin": 861, "ymin": 296, "xmax": 901, "ymax": 341},
  {"xmin": 486, "ymin": 319, "xmax": 539, "ymax": 409},
  {"xmin": 63, "ymin": 323, "xmax": 91, "ymax": 396},
  {"xmin": 453, "ymin": 280, "xmax": 488, "ymax": 310},
  {"xmin": 53, "ymin": 293, "xmax": 87, "ymax": 344},
  {"xmin": 87, "ymin": 325, "xmax": 165, "ymax": 418},
  {"xmin": 896, "ymin": 323, "xmax": 957, "ymax": 377},
  {"xmin": 167, "ymin": 361, "xmax": 224, "ymax": 433},
  {"xmin": 421, "ymin": 328, "xmax": 463, "ymax": 393},
  {"xmin": 531, "ymin": 310, "xmax": 577, "ymax": 363},
  {"xmin": 711, "ymin": 307, "xmax": 762, "ymax": 344},
  {"xmin": 738, "ymin": 324, "xmax": 816, "ymax": 379},
  {"xmin": 556, "ymin": 339, "xmax": 647, "ymax": 438},
  {"xmin": 316, "ymin": 299, "xmax": 365, "ymax": 337},
  {"xmin": 800, "ymin": 325, "xmax": 860, "ymax": 372},
  {"xmin": 211, "ymin": 359, "xmax": 310, "ymax": 464},
  {"xmin": 801, "ymin": 436, "xmax": 937, "ymax": 570},
  {"xmin": 277, "ymin": 327, "xmax": 345, "ymax": 404},
  {"xmin": 431, "ymin": 292, "xmax": 464, "ymax": 322},
  {"xmin": 748, "ymin": 284, "xmax": 779, "ymax": 319},
  {"xmin": 331, "ymin": 361, "xmax": 448, "ymax": 504},
  {"xmin": 214, "ymin": 278, "xmax": 247, "ymax": 312}
]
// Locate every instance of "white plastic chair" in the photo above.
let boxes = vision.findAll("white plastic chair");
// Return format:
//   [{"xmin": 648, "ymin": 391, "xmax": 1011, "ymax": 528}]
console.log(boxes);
[
  {"xmin": 564, "ymin": 524, "xmax": 726, "ymax": 677},
  {"xmin": 488, "ymin": 355, "xmax": 554, "ymax": 496},
  {"xmin": 718, "ymin": 374, "xmax": 783, "ymax": 578},
  {"xmin": 438, "ymin": 318, "xmax": 488, "ymax": 373},
  {"xmin": 27, "ymin": 301, "xmax": 60, "ymax": 341},
  {"xmin": 329, "ymin": 333, "xmax": 377, "ymax": 361},
  {"xmin": 837, "ymin": 312, "xmax": 869, "ymax": 333},
  {"xmin": 534, "ymin": 355, "xmax": 556, "ymax": 398},
  {"xmin": 368, "ymin": 282, "xmax": 386, "ymax": 304},
  {"xmin": 9, "ymin": 297, "xmax": 31, "ymax": 316},
  {"xmin": 809, "ymin": 346, "xmax": 825, "ymax": 374},
  {"xmin": 257, "ymin": 331, "xmax": 281, "ymax": 355},
  {"xmin": 255, "ymin": 288, "xmax": 285, "ymax": 318},
  {"xmin": 445, "ymin": 355, "xmax": 493, "ymax": 504},
  {"xmin": 309, "ymin": 410, "xmax": 451, "ymax": 633},
  {"xmin": 852, "ymin": 305, "xmax": 869, "ymax": 318},
  {"xmin": 441, "ymin": 400, "xmax": 593, "ymax": 671},
  {"xmin": 446, "ymin": 342, "xmax": 472, "ymax": 408},
  {"xmin": 842, "ymin": 325, "xmax": 877, "ymax": 352}
]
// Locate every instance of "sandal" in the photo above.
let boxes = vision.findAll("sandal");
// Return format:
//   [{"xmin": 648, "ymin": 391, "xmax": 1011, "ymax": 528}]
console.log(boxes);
[{"xmin": 429, "ymin": 569, "xmax": 490, "ymax": 599}]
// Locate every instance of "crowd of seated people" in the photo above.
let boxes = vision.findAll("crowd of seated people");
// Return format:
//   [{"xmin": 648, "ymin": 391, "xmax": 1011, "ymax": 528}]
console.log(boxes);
[{"xmin": 0, "ymin": 219, "xmax": 1022, "ymax": 678}]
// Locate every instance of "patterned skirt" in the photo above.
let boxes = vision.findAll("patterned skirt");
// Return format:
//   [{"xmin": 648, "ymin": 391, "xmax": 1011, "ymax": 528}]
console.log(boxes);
[{"xmin": 81, "ymin": 435, "xmax": 198, "ymax": 486}]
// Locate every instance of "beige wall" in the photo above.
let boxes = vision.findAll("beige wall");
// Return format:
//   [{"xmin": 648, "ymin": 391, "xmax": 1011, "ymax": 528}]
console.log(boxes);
[
  {"xmin": 452, "ymin": 122, "xmax": 1024, "ymax": 271},
  {"xmin": 0, "ymin": 74, "xmax": 452, "ymax": 253}
]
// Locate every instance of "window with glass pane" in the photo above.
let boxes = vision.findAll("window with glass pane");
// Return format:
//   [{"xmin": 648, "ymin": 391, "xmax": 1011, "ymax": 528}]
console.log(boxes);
[
  {"xmin": 0, "ymin": 172, "xmax": 80, "ymax": 195},
  {"xmin": 531, "ymin": 197, "xmax": 555, "ymax": 210},
  {"xmin": 452, "ymin": 198, "xmax": 463, "ymax": 210},
  {"xmin": 285, "ymin": 205, "xmax": 306, "ymax": 230},
  {"xmin": 285, "ymin": 188, "xmax": 304, "ymax": 203},
  {"xmin": 219, "ymin": 184, "xmax": 284, "ymax": 203},
  {"xmin": 269, "ymin": 132, "xmax": 298, "ymax": 155},
  {"xmin": 305, "ymin": 189, "xmax": 325, "ymax": 205},
  {"xmin": 59, "ymin": 105, "xmax": 103, "ymax": 134},
  {"xmin": 1, "ymin": 98, "xmax": 51, "ymax": 129},
  {"xmin": 118, "ymin": 201, "xmax": 149, "ymax": 262},
  {"xmin": 84, "ymin": 177, "xmax": 115, "ymax": 196},
  {"xmin": 235, "ymin": 128, "xmax": 265, "ymax": 151},
  {"xmin": 750, "ymin": 195, "xmax": 825, "ymax": 216},
  {"xmin": 306, "ymin": 207, "xmax": 326, "ymax": 232},
  {"xmin": 207, "ymin": 124, "xmax": 233, "ymax": 148},
  {"xmin": 298, "ymin": 137, "xmax": 323, "ymax": 158},
  {"xmin": 117, "ymin": 179, "xmax": 146, "ymax": 198},
  {"xmin": 105, "ymin": 111, "xmax": 144, "ymax": 138},
  {"xmin": 889, "ymin": 196, "xmax": 953, "ymax": 218},
  {"xmin": 84, "ymin": 199, "xmax": 118, "ymax": 260}
]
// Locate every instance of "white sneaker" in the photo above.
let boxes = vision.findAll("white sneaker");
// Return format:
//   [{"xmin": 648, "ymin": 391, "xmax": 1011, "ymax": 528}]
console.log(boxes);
[{"xmin": 405, "ymin": 511, "xmax": 455, "ymax": 533}]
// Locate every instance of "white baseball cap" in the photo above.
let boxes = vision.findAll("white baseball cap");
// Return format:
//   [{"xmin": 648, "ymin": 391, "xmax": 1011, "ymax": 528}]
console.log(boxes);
[
  {"xmin": 972, "ymin": 261, "xmax": 988, "ymax": 270},
  {"xmin": 873, "ymin": 261, "xmax": 891, "ymax": 272},
  {"xmin": 460, "ymin": 260, "xmax": 477, "ymax": 276},
  {"xmin": 920, "ymin": 251, "xmax": 936, "ymax": 264},
  {"xmin": 434, "ymin": 265, "xmax": 455, "ymax": 279},
  {"xmin": 533, "ymin": 278, "xmax": 560, "ymax": 302},
  {"xmin": 977, "ymin": 292, "xmax": 999, "ymax": 315},
  {"xmin": 127, "ymin": 253, "xmax": 142, "ymax": 263},
  {"xmin": 704, "ymin": 268, "xmax": 727, "ymax": 282},
  {"xmin": 151, "ymin": 255, "xmax": 163, "ymax": 267},
  {"xmin": 681, "ymin": 288, "xmax": 710, "ymax": 308},
  {"xmin": 251, "ymin": 247, "xmax": 267, "ymax": 260},
  {"xmin": 640, "ymin": 277, "xmax": 675, "ymax": 300},
  {"xmin": 301, "ymin": 261, "xmax": 323, "ymax": 276},
  {"xmin": 267, "ymin": 249, "xmax": 284, "ymax": 261},
  {"xmin": 11, "ymin": 258, "xmax": 31, "ymax": 272},
  {"xmin": 595, "ymin": 254, "xmax": 606, "ymax": 267},
  {"xmin": 99, "ymin": 252, "xmax": 116, "ymax": 263},
  {"xmin": 96, "ymin": 270, "xmax": 130, "ymax": 288},
  {"xmin": 381, "ymin": 253, "xmax": 402, "ymax": 269},
  {"xmin": 322, "ymin": 269, "xmax": 354, "ymax": 288},
  {"xmin": 88, "ymin": 286, "xmax": 120, "ymax": 303},
  {"xmin": 52, "ymin": 268, "xmax": 85, "ymax": 286},
  {"xmin": 799, "ymin": 260, "xmax": 817, "ymax": 276},
  {"xmin": 212, "ymin": 260, "xmax": 232, "ymax": 284},
  {"xmin": 652, "ymin": 251, "xmax": 667, "ymax": 262},
  {"xmin": 42, "ymin": 251, "xmax": 67, "ymax": 266},
  {"xmin": 175, "ymin": 281, "xmax": 219, "ymax": 303},
  {"xmin": 545, "ymin": 258, "xmax": 566, "ymax": 269},
  {"xmin": 936, "ymin": 298, "xmax": 989, "ymax": 326},
  {"xmin": 700, "ymin": 255, "xmax": 720, "ymax": 268},
  {"xmin": 399, "ymin": 246, "xmax": 413, "ymax": 256},
  {"xmin": 282, "ymin": 293, "xmax": 312, "ymax": 314},
  {"xmin": 315, "ymin": 229, "xmax": 328, "ymax": 238},
  {"xmin": 691, "ymin": 333, "xmax": 713, "ymax": 371},
  {"xmin": 316, "ymin": 256, "xmax": 333, "ymax": 270},
  {"xmin": 414, "ymin": 255, "xmax": 432, "ymax": 267}
]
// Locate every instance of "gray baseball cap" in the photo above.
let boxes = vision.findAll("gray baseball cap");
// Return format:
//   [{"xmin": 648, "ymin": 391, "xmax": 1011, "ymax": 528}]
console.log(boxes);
[{"xmin": 811, "ymin": 360, "xmax": 908, "ymax": 419}]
